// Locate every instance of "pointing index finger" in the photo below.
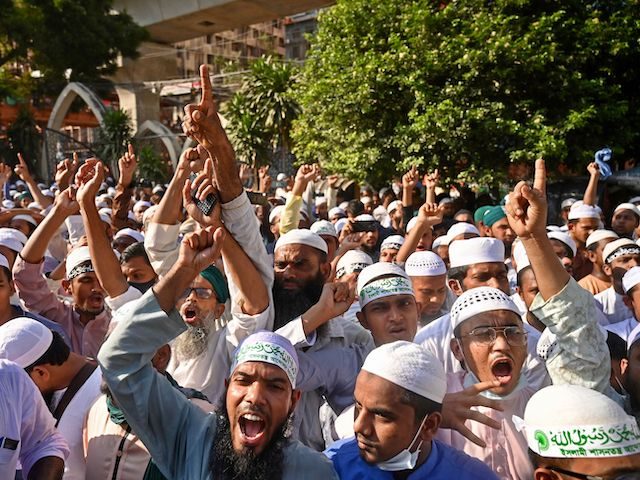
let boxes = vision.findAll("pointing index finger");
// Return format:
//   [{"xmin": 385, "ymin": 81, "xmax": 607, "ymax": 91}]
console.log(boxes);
[
  {"xmin": 199, "ymin": 64, "xmax": 212, "ymax": 105},
  {"xmin": 128, "ymin": 143, "xmax": 135, "ymax": 157},
  {"xmin": 533, "ymin": 158, "xmax": 546, "ymax": 196},
  {"xmin": 17, "ymin": 153, "xmax": 26, "ymax": 166}
]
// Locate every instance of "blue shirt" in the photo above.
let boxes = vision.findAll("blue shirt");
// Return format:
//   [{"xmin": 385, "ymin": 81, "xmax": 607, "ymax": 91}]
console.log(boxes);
[{"xmin": 324, "ymin": 437, "xmax": 498, "ymax": 480}]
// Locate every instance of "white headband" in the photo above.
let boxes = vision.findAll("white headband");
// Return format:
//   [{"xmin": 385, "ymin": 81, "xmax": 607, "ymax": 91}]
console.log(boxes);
[{"xmin": 359, "ymin": 276, "xmax": 414, "ymax": 308}]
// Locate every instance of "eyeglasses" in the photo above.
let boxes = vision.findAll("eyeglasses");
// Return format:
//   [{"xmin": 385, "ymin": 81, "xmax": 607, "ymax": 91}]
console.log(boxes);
[
  {"xmin": 549, "ymin": 466, "xmax": 640, "ymax": 480},
  {"xmin": 179, "ymin": 287, "xmax": 216, "ymax": 300},
  {"xmin": 460, "ymin": 326, "xmax": 527, "ymax": 346}
]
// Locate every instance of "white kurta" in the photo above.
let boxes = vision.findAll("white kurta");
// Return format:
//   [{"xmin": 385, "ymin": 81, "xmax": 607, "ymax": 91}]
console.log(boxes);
[{"xmin": 595, "ymin": 286, "xmax": 634, "ymax": 324}]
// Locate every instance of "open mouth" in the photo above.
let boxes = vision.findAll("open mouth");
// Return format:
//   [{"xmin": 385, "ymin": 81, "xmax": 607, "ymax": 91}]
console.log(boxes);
[
  {"xmin": 491, "ymin": 358, "xmax": 514, "ymax": 385},
  {"xmin": 183, "ymin": 306, "xmax": 198, "ymax": 324},
  {"xmin": 239, "ymin": 413, "xmax": 266, "ymax": 446}
]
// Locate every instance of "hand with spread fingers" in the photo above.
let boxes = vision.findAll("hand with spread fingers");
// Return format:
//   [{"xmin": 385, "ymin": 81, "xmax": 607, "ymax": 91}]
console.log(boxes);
[
  {"xmin": 53, "ymin": 186, "xmax": 80, "ymax": 217},
  {"xmin": 504, "ymin": 158, "xmax": 548, "ymax": 240},
  {"xmin": 76, "ymin": 159, "xmax": 106, "ymax": 207},
  {"xmin": 440, "ymin": 380, "xmax": 504, "ymax": 448},
  {"xmin": 402, "ymin": 165, "xmax": 420, "ymax": 190},
  {"xmin": 55, "ymin": 153, "xmax": 80, "ymax": 191},
  {"xmin": 182, "ymin": 158, "xmax": 221, "ymax": 228},
  {"xmin": 418, "ymin": 202, "xmax": 445, "ymax": 226}
]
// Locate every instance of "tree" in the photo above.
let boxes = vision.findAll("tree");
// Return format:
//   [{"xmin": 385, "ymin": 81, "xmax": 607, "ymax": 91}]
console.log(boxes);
[
  {"xmin": 136, "ymin": 145, "xmax": 169, "ymax": 183},
  {"xmin": 223, "ymin": 56, "xmax": 300, "ymax": 172},
  {"xmin": 292, "ymin": 0, "xmax": 640, "ymax": 186},
  {"xmin": 95, "ymin": 108, "xmax": 133, "ymax": 173},
  {"xmin": 0, "ymin": 0, "xmax": 147, "ymax": 86}
]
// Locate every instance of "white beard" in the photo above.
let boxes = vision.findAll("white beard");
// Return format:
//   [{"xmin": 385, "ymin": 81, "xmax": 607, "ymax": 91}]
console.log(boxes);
[{"xmin": 174, "ymin": 311, "xmax": 218, "ymax": 361}]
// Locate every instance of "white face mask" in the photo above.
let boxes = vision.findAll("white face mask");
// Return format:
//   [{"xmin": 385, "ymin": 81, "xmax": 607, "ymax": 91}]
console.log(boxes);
[{"xmin": 375, "ymin": 414, "xmax": 429, "ymax": 472}]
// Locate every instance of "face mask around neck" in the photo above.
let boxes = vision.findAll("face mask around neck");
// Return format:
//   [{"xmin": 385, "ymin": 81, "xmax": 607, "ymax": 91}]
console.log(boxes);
[{"xmin": 375, "ymin": 414, "xmax": 429, "ymax": 472}]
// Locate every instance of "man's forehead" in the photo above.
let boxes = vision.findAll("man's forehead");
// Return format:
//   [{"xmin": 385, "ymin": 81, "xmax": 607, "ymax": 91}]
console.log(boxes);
[
  {"xmin": 365, "ymin": 293, "xmax": 414, "ymax": 309},
  {"xmin": 355, "ymin": 370, "xmax": 404, "ymax": 404},
  {"xmin": 191, "ymin": 275, "xmax": 212, "ymax": 288},
  {"xmin": 233, "ymin": 360, "xmax": 290, "ymax": 382},
  {"xmin": 411, "ymin": 274, "xmax": 446, "ymax": 287},
  {"xmin": 467, "ymin": 262, "xmax": 506, "ymax": 273}
]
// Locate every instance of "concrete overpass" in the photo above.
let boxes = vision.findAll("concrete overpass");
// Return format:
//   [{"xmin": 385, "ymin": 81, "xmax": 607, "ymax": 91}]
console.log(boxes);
[{"xmin": 113, "ymin": 0, "xmax": 335, "ymax": 44}]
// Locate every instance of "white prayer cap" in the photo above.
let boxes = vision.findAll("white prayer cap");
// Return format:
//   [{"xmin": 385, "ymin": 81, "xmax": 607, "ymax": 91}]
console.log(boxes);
[
  {"xmin": 66, "ymin": 246, "xmax": 92, "ymax": 279},
  {"xmin": 96, "ymin": 201, "xmax": 108, "ymax": 209},
  {"xmin": 448, "ymin": 237, "xmax": 505, "ymax": 268},
  {"xmin": 99, "ymin": 207, "xmax": 113, "ymax": 218},
  {"xmin": 310, "ymin": 220, "xmax": 337, "ymax": 238},
  {"xmin": 380, "ymin": 235, "xmax": 404, "ymax": 252},
  {"xmin": 547, "ymin": 231, "xmax": 577, "ymax": 257},
  {"xmin": 387, "ymin": 200, "xmax": 402, "ymax": 215},
  {"xmin": 0, "ymin": 228, "xmax": 27, "ymax": 252},
  {"xmin": 405, "ymin": 251, "xmax": 446, "ymax": 277},
  {"xmin": 361, "ymin": 196, "xmax": 372, "ymax": 205},
  {"xmin": 339, "ymin": 201, "xmax": 349, "ymax": 210},
  {"xmin": 515, "ymin": 384, "xmax": 640, "ymax": 459},
  {"xmin": 152, "ymin": 185, "xmax": 165, "ymax": 194},
  {"xmin": 630, "ymin": 196, "xmax": 640, "ymax": 205},
  {"xmin": 64, "ymin": 215, "xmax": 85, "ymax": 246},
  {"xmin": 602, "ymin": 238, "xmax": 640, "ymax": 264},
  {"xmin": 432, "ymin": 235, "xmax": 450, "ymax": 249},
  {"xmin": 545, "ymin": 225, "xmax": 561, "ymax": 232},
  {"xmin": 127, "ymin": 211, "xmax": 137, "ymax": 222},
  {"xmin": 0, "ymin": 254, "xmax": 9, "ymax": 270},
  {"xmin": 406, "ymin": 217, "xmax": 419, "ymax": 233},
  {"xmin": 12, "ymin": 214, "xmax": 37, "ymax": 226},
  {"xmin": 335, "ymin": 217, "xmax": 348, "ymax": 233},
  {"xmin": 328, "ymin": 207, "xmax": 346, "ymax": 219},
  {"xmin": 357, "ymin": 262, "xmax": 409, "ymax": 293},
  {"xmin": 336, "ymin": 250, "xmax": 373, "ymax": 279},
  {"xmin": 315, "ymin": 196, "xmax": 327, "ymax": 207},
  {"xmin": 268, "ymin": 205, "xmax": 284, "ymax": 224},
  {"xmin": 275, "ymin": 229, "xmax": 328, "ymax": 255},
  {"xmin": 0, "ymin": 317, "xmax": 53, "ymax": 368},
  {"xmin": 107, "ymin": 187, "xmax": 116, "ymax": 196},
  {"xmin": 622, "ymin": 266, "xmax": 640, "ymax": 294},
  {"xmin": 354, "ymin": 214, "xmax": 376, "ymax": 222},
  {"xmin": 568, "ymin": 203, "xmax": 600, "ymax": 220},
  {"xmin": 614, "ymin": 202, "xmax": 640, "ymax": 219},
  {"xmin": 362, "ymin": 341, "xmax": 446, "ymax": 403},
  {"xmin": 450, "ymin": 287, "xmax": 521, "ymax": 331},
  {"xmin": 276, "ymin": 173, "xmax": 287, "ymax": 182},
  {"xmin": 585, "ymin": 229, "xmax": 618, "ymax": 249},
  {"xmin": 133, "ymin": 200, "xmax": 151, "ymax": 212},
  {"xmin": 27, "ymin": 202, "xmax": 42, "ymax": 211},
  {"xmin": 2, "ymin": 200, "xmax": 15, "ymax": 209},
  {"xmin": 114, "ymin": 228, "xmax": 144, "ymax": 243},
  {"xmin": 560, "ymin": 197, "xmax": 577, "ymax": 209},
  {"xmin": 99, "ymin": 213, "xmax": 111, "ymax": 226},
  {"xmin": 447, "ymin": 222, "xmax": 480, "ymax": 240},
  {"xmin": 512, "ymin": 240, "xmax": 531, "ymax": 274},
  {"xmin": 439, "ymin": 197, "xmax": 453, "ymax": 206}
]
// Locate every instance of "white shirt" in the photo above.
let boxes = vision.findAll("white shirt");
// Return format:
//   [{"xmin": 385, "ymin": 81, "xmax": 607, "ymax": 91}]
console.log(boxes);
[
  {"xmin": 49, "ymin": 368, "xmax": 102, "ymax": 480},
  {"xmin": 606, "ymin": 316, "xmax": 639, "ymax": 342},
  {"xmin": 0, "ymin": 359, "xmax": 68, "ymax": 478},
  {"xmin": 595, "ymin": 287, "xmax": 633, "ymax": 324}
]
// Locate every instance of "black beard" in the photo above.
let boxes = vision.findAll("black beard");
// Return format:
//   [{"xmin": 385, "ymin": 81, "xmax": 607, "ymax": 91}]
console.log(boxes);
[
  {"xmin": 210, "ymin": 411, "xmax": 288, "ymax": 480},
  {"xmin": 272, "ymin": 271, "xmax": 325, "ymax": 330}
]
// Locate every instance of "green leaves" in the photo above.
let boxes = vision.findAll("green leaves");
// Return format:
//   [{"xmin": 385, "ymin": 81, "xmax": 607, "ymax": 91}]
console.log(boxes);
[{"xmin": 293, "ymin": 0, "xmax": 640, "ymax": 185}]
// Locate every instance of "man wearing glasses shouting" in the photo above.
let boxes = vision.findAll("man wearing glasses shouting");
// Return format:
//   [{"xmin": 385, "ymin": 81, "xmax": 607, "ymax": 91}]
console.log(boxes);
[{"xmin": 436, "ymin": 160, "xmax": 619, "ymax": 479}]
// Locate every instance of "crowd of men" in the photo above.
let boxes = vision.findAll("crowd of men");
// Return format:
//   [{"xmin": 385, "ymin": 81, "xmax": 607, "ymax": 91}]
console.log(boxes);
[{"xmin": 1, "ymin": 64, "xmax": 640, "ymax": 479}]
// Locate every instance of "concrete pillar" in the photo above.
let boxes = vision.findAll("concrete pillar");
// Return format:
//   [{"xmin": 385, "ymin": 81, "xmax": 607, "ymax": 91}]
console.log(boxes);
[{"xmin": 114, "ymin": 85, "xmax": 160, "ymax": 131}]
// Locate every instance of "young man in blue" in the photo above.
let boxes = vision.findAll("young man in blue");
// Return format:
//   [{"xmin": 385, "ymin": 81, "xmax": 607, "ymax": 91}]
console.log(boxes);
[{"xmin": 325, "ymin": 341, "xmax": 497, "ymax": 479}]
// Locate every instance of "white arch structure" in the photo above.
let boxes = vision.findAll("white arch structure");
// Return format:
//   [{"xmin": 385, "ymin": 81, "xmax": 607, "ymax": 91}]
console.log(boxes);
[{"xmin": 135, "ymin": 120, "xmax": 182, "ymax": 168}]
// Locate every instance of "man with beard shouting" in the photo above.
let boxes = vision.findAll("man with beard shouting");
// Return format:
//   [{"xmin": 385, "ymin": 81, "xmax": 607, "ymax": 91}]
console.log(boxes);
[
  {"xmin": 99, "ymin": 226, "xmax": 338, "ymax": 479},
  {"xmin": 181, "ymin": 64, "xmax": 373, "ymax": 449}
]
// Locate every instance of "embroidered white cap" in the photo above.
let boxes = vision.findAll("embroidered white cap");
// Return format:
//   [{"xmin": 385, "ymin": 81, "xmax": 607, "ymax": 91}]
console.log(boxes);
[
  {"xmin": 362, "ymin": 341, "xmax": 447, "ymax": 403},
  {"xmin": 602, "ymin": 238, "xmax": 640, "ymax": 264},
  {"xmin": 357, "ymin": 262, "xmax": 409, "ymax": 294},
  {"xmin": 0, "ymin": 228, "xmax": 27, "ymax": 253},
  {"xmin": 448, "ymin": 237, "xmax": 505, "ymax": 268},
  {"xmin": 275, "ymin": 229, "xmax": 328, "ymax": 255},
  {"xmin": 336, "ymin": 250, "xmax": 373, "ymax": 279},
  {"xmin": 0, "ymin": 317, "xmax": 53, "ymax": 368},
  {"xmin": 405, "ymin": 251, "xmax": 446, "ymax": 277},
  {"xmin": 432, "ymin": 235, "xmax": 450, "ymax": 249},
  {"xmin": 65, "ymin": 246, "xmax": 92, "ymax": 278},
  {"xmin": 514, "ymin": 384, "xmax": 640, "ymax": 458},
  {"xmin": 614, "ymin": 202, "xmax": 640, "ymax": 219},
  {"xmin": 450, "ymin": 287, "xmax": 521, "ymax": 330},
  {"xmin": 114, "ymin": 228, "xmax": 144, "ymax": 243},
  {"xmin": 380, "ymin": 235, "xmax": 404, "ymax": 252},
  {"xmin": 387, "ymin": 200, "xmax": 402, "ymax": 215}
]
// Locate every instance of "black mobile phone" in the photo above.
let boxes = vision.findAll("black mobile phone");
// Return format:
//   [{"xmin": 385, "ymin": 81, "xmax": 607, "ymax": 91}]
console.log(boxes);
[
  {"xmin": 246, "ymin": 191, "xmax": 268, "ymax": 206},
  {"xmin": 189, "ymin": 172, "xmax": 217, "ymax": 216}
]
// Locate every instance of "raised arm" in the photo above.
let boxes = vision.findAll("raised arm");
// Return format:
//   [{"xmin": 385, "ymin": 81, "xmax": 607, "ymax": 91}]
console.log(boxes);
[
  {"xmin": 423, "ymin": 169, "xmax": 440, "ymax": 205},
  {"xmin": 583, "ymin": 161, "xmax": 600, "ymax": 206},
  {"xmin": 184, "ymin": 159, "xmax": 268, "ymax": 315},
  {"xmin": 280, "ymin": 163, "xmax": 319, "ymax": 235},
  {"xmin": 14, "ymin": 153, "xmax": 52, "ymax": 208},
  {"xmin": 402, "ymin": 165, "xmax": 419, "ymax": 212},
  {"xmin": 182, "ymin": 65, "xmax": 242, "ymax": 204},
  {"xmin": 395, "ymin": 202, "xmax": 443, "ymax": 264},
  {"xmin": 77, "ymin": 160, "xmax": 129, "ymax": 298},
  {"xmin": 111, "ymin": 144, "xmax": 137, "ymax": 230}
]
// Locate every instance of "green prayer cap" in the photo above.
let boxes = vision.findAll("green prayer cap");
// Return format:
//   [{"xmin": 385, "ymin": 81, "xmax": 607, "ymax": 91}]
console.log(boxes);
[
  {"xmin": 199, "ymin": 265, "xmax": 229, "ymax": 303},
  {"xmin": 474, "ymin": 205, "xmax": 492, "ymax": 223},
  {"xmin": 483, "ymin": 206, "xmax": 507, "ymax": 227}
]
